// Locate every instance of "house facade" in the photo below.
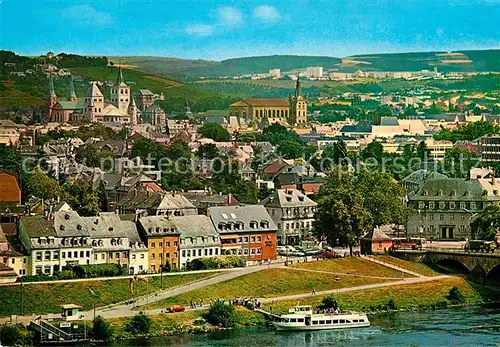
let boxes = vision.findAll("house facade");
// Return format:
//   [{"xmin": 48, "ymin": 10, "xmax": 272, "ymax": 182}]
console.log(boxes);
[
  {"xmin": 208, "ymin": 205, "xmax": 278, "ymax": 261},
  {"xmin": 262, "ymin": 189, "xmax": 317, "ymax": 245}
]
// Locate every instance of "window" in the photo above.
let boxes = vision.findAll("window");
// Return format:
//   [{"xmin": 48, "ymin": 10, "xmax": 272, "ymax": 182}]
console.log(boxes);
[
  {"xmin": 418, "ymin": 202, "xmax": 425, "ymax": 209},
  {"xmin": 53, "ymin": 251, "xmax": 59, "ymax": 260},
  {"xmin": 132, "ymin": 254, "xmax": 136, "ymax": 260},
  {"xmin": 151, "ymin": 242, "xmax": 156, "ymax": 248},
  {"xmin": 94, "ymin": 254, "xmax": 98, "ymax": 261},
  {"xmin": 251, "ymin": 236, "xmax": 256, "ymax": 243},
  {"xmin": 101, "ymin": 254, "xmax": 105, "ymax": 260},
  {"xmin": 429, "ymin": 202, "xmax": 435, "ymax": 209},
  {"xmin": 141, "ymin": 254, "xmax": 145, "ymax": 259},
  {"xmin": 110, "ymin": 253, "xmax": 114, "ymax": 259},
  {"xmin": 44, "ymin": 251, "xmax": 50, "ymax": 261},
  {"xmin": 256, "ymin": 236, "xmax": 262, "ymax": 242},
  {"xmin": 440, "ymin": 214, "xmax": 445, "ymax": 221},
  {"xmin": 36, "ymin": 252, "xmax": 42, "ymax": 261},
  {"xmin": 159, "ymin": 242, "xmax": 163, "ymax": 247},
  {"xmin": 182, "ymin": 250, "xmax": 186, "ymax": 257}
]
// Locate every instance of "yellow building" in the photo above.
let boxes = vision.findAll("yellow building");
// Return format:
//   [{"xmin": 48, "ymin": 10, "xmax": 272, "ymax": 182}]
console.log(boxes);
[
  {"xmin": 229, "ymin": 77, "xmax": 307, "ymax": 128},
  {"xmin": 139, "ymin": 217, "xmax": 180, "ymax": 272}
]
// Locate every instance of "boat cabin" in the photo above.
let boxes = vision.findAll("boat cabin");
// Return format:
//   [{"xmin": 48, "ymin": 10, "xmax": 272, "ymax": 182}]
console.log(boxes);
[
  {"xmin": 60, "ymin": 304, "xmax": 82, "ymax": 321},
  {"xmin": 288, "ymin": 305, "xmax": 313, "ymax": 314}
]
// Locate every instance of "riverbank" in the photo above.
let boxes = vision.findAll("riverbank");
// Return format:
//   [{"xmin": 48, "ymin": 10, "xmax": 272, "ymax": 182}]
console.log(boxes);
[{"xmin": 104, "ymin": 276, "xmax": 499, "ymax": 341}]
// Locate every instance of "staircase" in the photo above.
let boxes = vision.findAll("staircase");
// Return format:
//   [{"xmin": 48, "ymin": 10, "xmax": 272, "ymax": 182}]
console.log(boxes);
[{"xmin": 29, "ymin": 319, "xmax": 73, "ymax": 342}]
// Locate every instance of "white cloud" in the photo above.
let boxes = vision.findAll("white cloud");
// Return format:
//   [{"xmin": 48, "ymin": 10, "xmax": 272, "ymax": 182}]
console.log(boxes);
[
  {"xmin": 217, "ymin": 6, "xmax": 243, "ymax": 26},
  {"xmin": 253, "ymin": 5, "xmax": 280, "ymax": 22},
  {"xmin": 185, "ymin": 24, "xmax": 214, "ymax": 37},
  {"xmin": 61, "ymin": 5, "xmax": 113, "ymax": 25}
]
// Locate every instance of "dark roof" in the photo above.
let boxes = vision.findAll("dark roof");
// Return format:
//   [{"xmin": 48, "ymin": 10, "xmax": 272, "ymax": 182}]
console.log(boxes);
[
  {"xmin": 20, "ymin": 216, "xmax": 55, "ymax": 238},
  {"xmin": 208, "ymin": 205, "xmax": 277, "ymax": 234},
  {"xmin": 232, "ymin": 98, "xmax": 289, "ymax": 107},
  {"xmin": 380, "ymin": 117, "xmax": 400, "ymax": 126},
  {"xmin": 340, "ymin": 124, "xmax": 373, "ymax": 133}
]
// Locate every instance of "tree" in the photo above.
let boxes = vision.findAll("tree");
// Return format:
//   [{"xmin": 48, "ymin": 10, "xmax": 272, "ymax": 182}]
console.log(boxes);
[
  {"xmin": 321, "ymin": 140, "xmax": 348, "ymax": 170},
  {"xmin": 0, "ymin": 325, "xmax": 24, "ymax": 346},
  {"xmin": 196, "ymin": 143, "xmax": 219, "ymax": 159},
  {"xmin": 62, "ymin": 180, "xmax": 102, "ymax": 216},
  {"xmin": 25, "ymin": 168, "xmax": 61, "ymax": 200},
  {"xmin": 199, "ymin": 122, "xmax": 231, "ymax": 142},
  {"xmin": 434, "ymin": 121, "xmax": 500, "ymax": 143},
  {"xmin": 356, "ymin": 168, "xmax": 408, "ymax": 227},
  {"xmin": 125, "ymin": 314, "xmax": 152, "ymax": 334},
  {"xmin": 361, "ymin": 141, "xmax": 383, "ymax": 163},
  {"xmin": 131, "ymin": 138, "xmax": 167, "ymax": 169},
  {"xmin": 319, "ymin": 295, "xmax": 339, "ymax": 310},
  {"xmin": 471, "ymin": 203, "xmax": 500, "ymax": 241},
  {"xmin": 277, "ymin": 140, "xmax": 303, "ymax": 159},
  {"xmin": 446, "ymin": 286, "xmax": 465, "ymax": 304},
  {"xmin": 0, "ymin": 145, "xmax": 21, "ymax": 172},
  {"xmin": 76, "ymin": 145, "xmax": 115, "ymax": 170},
  {"xmin": 441, "ymin": 147, "xmax": 479, "ymax": 179},
  {"xmin": 91, "ymin": 316, "xmax": 113, "ymax": 341},
  {"xmin": 205, "ymin": 301, "xmax": 236, "ymax": 327},
  {"xmin": 315, "ymin": 166, "xmax": 372, "ymax": 255}
]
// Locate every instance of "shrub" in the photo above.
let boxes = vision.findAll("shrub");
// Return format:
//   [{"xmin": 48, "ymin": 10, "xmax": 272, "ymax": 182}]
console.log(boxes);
[
  {"xmin": 73, "ymin": 263, "xmax": 124, "ymax": 278},
  {"xmin": 56, "ymin": 270, "xmax": 77, "ymax": 280},
  {"xmin": 0, "ymin": 325, "xmax": 24, "ymax": 346},
  {"xmin": 125, "ymin": 314, "xmax": 152, "ymax": 334},
  {"xmin": 387, "ymin": 298, "xmax": 397, "ymax": 310},
  {"xmin": 435, "ymin": 300, "xmax": 449, "ymax": 309},
  {"xmin": 18, "ymin": 275, "xmax": 52, "ymax": 283},
  {"xmin": 446, "ymin": 286, "xmax": 465, "ymax": 304},
  {"xmin": 91, "ymin": 316, "xmax": 113, "ymax": 341},
  {"xmin": 205, "ymin": 301, "xmax": 237, "ymax": 328},
  {"xmin": 319, "ymin": 295, "xmax": 339, "ymax": 310},
  {"xmin": 188, "ymin": 256, "xmax": 245, "ymax": 271}
]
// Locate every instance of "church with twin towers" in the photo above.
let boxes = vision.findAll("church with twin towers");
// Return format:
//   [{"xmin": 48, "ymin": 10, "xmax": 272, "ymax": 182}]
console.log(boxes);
[{"xmin": 45, "ymin": 67, "xmax": 166, "ymax": 127}]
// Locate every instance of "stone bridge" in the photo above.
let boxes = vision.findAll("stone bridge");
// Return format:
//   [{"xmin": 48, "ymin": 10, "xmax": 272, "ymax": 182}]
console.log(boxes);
[{"xmin": 392, "ymin": 248, "xmax": 500, "ymax": 282}]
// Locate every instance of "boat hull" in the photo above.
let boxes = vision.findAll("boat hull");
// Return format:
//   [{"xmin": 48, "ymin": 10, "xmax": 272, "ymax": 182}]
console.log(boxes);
[{"xmin": 273, "ymin": 321, "xmax": 370, "ymax": 331}]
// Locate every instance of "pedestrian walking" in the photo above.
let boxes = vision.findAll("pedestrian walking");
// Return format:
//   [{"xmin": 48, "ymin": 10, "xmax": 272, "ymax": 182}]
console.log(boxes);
[{"xmin": 311, "ymin": 288, "xmax": 316, "ymax": 296}]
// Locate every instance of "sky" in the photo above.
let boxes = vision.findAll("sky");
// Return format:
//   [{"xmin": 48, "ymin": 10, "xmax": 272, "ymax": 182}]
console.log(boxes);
[{"xmin": 1, "ymin": 0, "xmax": 499, "ymax": 61}]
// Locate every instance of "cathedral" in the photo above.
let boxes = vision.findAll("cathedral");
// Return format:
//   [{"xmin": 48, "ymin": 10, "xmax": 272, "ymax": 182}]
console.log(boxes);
[
  {"xmin": 229, "ymin": 76, "xmax": 308, "ymax": 129},
  {"xmin": 45, "ymin": 67, "xmax": 166, "ymax": 128}
]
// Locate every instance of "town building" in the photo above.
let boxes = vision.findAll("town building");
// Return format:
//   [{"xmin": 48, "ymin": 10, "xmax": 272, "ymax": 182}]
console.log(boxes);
[
  {"xmin": 305, "ymin": 66, "xmax": 323, "ymax": 79},
  {"xmin": 261, "ymin": 189, "xmax": 317, "ymax": 245},
  {"xmin": 134, "ymin": 89, "xmax": 155, "ymax": 111},
  {"xmin": 48, "ymin": 76, "xmax": 84, "ymax": 123},
  {"xmin": 208, "ymin": 205, "xmax": 278, "ymax": 261},
  {"xmin": 174, "ymin": 215, "xmax": 221, "ymax": 269},
  {"xmin": 0, "ymin": 223, "xmax": 30, "ymax": 277},
  {"xmin": 406, "ymin": 177, "xmax": 500, "ymax": 241},
  {"xmin": 479, "ymin": 134, "xmax": 500, "ymax": 164},
  {"xmin": 229, "ymin": 77, "xmax": 307, "ymax": 128},
  {"xmin": 138, "ymin": 216, "xmax": 180, "ymax": 272},
  {"xmin": 361, "ymin": 227, "xmax": 393, "ymax": 254},
  {"xmin": 182, "ymin": 191, "xmax": 239, "ymax": 215}
]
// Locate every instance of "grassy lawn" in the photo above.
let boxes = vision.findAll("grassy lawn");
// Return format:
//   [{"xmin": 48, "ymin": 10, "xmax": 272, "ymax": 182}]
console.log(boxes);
[
  {"xmin": 293, "ymin": 258, "xmax": 408, "ymax": 278},
  {"xmin": 263, "ymin": 277, "xmax": 493, "ymax": 314},
  {"xmin": 0, "ymin": 273, "xmax": 216, "ymax": 317},
  {"xmin": 140, "ymin": 268, "xmax": 394, "ymax": 310},
  {"xmin": 372, "ymin": 255, "xmax": 441, "ymax": 277}
]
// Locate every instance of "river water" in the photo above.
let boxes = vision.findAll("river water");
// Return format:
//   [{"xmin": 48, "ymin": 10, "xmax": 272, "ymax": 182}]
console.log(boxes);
[{"xmin": 113, "ymin": 306, "xmax": 500, "ymax": 346}]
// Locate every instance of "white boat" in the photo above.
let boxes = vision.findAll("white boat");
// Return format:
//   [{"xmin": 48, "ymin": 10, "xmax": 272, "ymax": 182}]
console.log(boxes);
[{"xmin": 272, "ymin": 305, "xmax": 370, "ymax": 331}]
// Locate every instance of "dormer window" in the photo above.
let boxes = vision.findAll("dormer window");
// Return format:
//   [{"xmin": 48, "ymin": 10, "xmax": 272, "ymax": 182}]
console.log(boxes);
[
  {"xmin": 464, "ymin": 190, "xmax": 470, "ymax": 196},
  {"xmin": 437, "ymin": 189, "xmax": 443, "ymax": 196},
  {"xmin": 451, "ymin": 189, "xmax": 456, "ymax": 196},
  {"xmin": 108, "ymin": 227, "xmax": 113, "ymax": 232},
  {"xmin": 494, "ymin": 190, "xmax": 499, "ymax": 196},
  {"xmin": 64, "ymin": 214, "xmax": 70, "ymax": 220},
  {"xmin": 77, "ymin": 224, "xmax": 82, "ymax": 230},
  {"xmin": 60, "ymin": 225, "xmax": 65, "ymax": 231},
  {"xmin": 422, "ymin": 190, "xmax": 428, "ymax": 196},
  {"xmin": 148, "ymin": 227, "xmax": 153, "ymax": 233},
  {"xmin": 218, "ymin": 223, "xmax": 225, "ymax": 231},
  {"xmin": 260, "ymin": 221, "xmax": 269, "ymax": 228}
]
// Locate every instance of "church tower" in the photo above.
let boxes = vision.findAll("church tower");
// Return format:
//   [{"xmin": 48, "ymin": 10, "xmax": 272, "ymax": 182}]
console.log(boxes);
[
  {"xmin": 128, "ymin": 94, "xmax": 138, "ymax": 125},
  {"xmin": 46, "ymin": 74, "xmax": 57, "ymax": 121},
  {"xmin": 289, "ymin": 75, "xmax": 308, "ymax": 126},
  {"xmin": 110, "ymin": 67, "xmax": 130, "ymax": 115},
  {"xmin": 84, "ymin": 82, "xmax": 105, "ymax": 122},
  {"xmin": 68, "ymin": 75, "xmax": 77, "ymax": 102}
]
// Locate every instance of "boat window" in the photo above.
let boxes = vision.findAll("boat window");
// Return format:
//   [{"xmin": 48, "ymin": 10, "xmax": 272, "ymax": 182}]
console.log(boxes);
[
  {"xmin": 353, "ymin": 319, "xmax": 358, "ymax": 323},
  {"xmin": 319, "ymin": 320, "xmax": 325, "ymax": 325},
  {"xmin": 346, "ymin": 320, "xmax": 352, "ymax": 323},
  {"xmin": 333, "ymin": 320, "xmax": 338, "ymax": 324},
  {"xmin": 290, "ymin": 318, "xmax": 297, "ymax": 323},
  {"xmin": 339, "ymin": 319, "xmax": 345, "ymax": 324},
  {"xmin": 312, "ymin": 321, "xmax": 318, "ymax": 325},
  {"xmin": 326, "ymin": 320, "xmax": 332, "ymax": 324},
  {"xmin": 359, "ymin": 319, "xmax": 365, "ymax": 322},
  {"xmin": 297, "ymin": 318, "xmax": 304, "ymax": 323}
]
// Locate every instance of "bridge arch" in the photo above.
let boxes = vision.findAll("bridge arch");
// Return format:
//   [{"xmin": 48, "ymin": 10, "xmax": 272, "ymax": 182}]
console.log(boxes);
[
  {"xmin": 486, "ymin": 264, "xmax": 500, "ymax": 284},
  {"xmin": 471, "ymin": 264, "xmax": 487, "ymax": 283},
  {"xmin": 435, "ymin": 258, "xmax": 471, "ymax": 274}
]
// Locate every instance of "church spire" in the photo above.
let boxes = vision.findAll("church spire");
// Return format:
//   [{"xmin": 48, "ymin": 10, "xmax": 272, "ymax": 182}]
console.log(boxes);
[
  {"xmin": 116, "ymin": 66, "xmax": 126, "ymax": 86},
  {"xmin": 47, "ymin": 74, "xmax": 56, "ymax": 98},
  {"xmin": 295, "ymin": 73, "xmax": 301, "ymax": 98},
  {"xmin": 68, "ymin": 75, "xmax": 76, "ymax": 101}
]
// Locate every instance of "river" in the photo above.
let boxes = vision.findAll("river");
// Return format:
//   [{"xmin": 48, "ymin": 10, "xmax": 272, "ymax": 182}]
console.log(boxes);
[{"xmin": 112, "ymin": 306, "xmax": 500, "ymax": 346}]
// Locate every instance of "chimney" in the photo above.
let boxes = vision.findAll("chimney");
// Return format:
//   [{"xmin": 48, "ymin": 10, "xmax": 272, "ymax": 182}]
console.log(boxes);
[
  {"xmin": 228, "ymin": 192, "xmax": 232, "ymax": 205},
  {"xmin": 492, "ymin": 176, "xmax": 496, "ymax": 187}
]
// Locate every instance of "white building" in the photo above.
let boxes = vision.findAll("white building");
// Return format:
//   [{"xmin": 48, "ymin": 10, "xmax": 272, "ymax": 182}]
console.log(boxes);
[
  {"xmin": 269, "ymin": 69, "xmax": 281, "ymax": 79},
  {"xmin": 306, "ymin": 66, "xmax": 323, "ymax": 79},
  {"xmin": 261, "ymin": 189, "xmax": 317, "ymax": 245}
]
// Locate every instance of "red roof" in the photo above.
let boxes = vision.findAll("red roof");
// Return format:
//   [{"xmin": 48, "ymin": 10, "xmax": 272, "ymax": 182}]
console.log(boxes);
[{"xmin": 0, "ymin": 173, "xmax": 21, "ymax": 204}]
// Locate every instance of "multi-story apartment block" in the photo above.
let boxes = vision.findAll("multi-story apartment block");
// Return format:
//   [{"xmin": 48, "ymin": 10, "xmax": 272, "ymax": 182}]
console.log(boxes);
[
  {"xmin": 479, "ymin": 134, "xmax": 500, "ymax": 164},
  {"xmin": 208, "ymin": 205, "xmax": 278, "ymax": 261},
  {"xmin": 261, "ymin": 189, "xmax": 317, "ymax": 245},
  {"xmin": 406, "ymin": 177, "xmax": 500, "ymax": 241},
  {"xmin": 19, "ymin": 210, "xmax": 147, "ymax": 276},
  {"xmin": 139, "ymin": 215, "xmax": 220, "ymax": 270}
]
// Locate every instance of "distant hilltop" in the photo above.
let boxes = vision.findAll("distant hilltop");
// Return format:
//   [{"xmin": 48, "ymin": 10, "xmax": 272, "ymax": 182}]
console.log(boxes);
[{"xmin": 108, "ymin": 49, "xmax": 500, "ymax": 79}]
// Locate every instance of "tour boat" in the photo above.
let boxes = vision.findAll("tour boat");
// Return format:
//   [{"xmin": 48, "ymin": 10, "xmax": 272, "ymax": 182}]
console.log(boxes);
[{"xmin": 272, "ymin": 305, "xmax": 370, "ymax": 331}]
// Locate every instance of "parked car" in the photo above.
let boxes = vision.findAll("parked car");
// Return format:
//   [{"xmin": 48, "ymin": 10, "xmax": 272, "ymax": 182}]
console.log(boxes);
[
  {"xmin": 304, "ymin": 248, "xmax": 323, "ymax": 256},
  {"xmin": 323, "ymin": 250, "xmax": 341, "ymax": 259},
  {"xmin": 167, "ymin": 305, "xmax": 185, "ymax": 313},
  {"xmin": 289, "ymin": 250, "xmax": 305, "ymax": 257}
]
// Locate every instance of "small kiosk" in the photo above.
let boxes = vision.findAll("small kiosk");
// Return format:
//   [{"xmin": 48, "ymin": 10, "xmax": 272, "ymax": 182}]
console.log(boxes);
[{"xmin": 60, "ymin": 304, "xmax": 82, "ymax": 321}]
